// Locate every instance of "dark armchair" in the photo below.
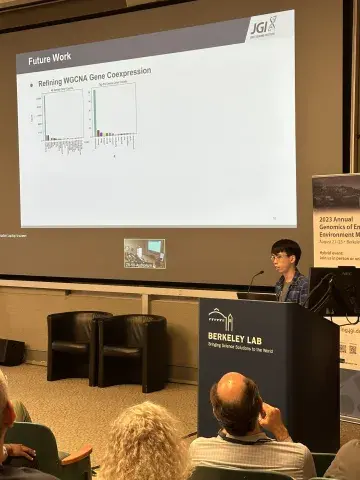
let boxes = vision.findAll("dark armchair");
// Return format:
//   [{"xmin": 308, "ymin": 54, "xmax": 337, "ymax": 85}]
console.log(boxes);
[
  {"xmin": 47, "ymin": 311, "xmax": 113, "ymax": 386},
  {"xmin": 98, "ymin": 314, "xmax": 167, "ymax": 393}
]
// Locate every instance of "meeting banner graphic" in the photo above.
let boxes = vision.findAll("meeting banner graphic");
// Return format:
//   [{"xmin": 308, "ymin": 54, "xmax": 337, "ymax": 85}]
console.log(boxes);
[{"xmin": 313, "ymin": 173, "xmax": 360, "ymax": 420}]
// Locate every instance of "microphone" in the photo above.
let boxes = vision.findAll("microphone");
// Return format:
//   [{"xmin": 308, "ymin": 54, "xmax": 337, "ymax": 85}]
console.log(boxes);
[{"xmin": 248, "ymin": 270, "xmax": 265, "ymax": 294}]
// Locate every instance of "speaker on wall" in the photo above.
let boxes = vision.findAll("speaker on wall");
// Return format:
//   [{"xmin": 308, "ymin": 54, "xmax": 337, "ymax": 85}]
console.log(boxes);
[{"xmin": 0, "ymin": 339, "xmax": 25, "ymax": 366}]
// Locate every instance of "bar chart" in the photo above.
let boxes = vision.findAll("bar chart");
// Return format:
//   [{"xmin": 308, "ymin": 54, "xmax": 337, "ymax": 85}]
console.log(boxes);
[
  {"xmin": 92, "ymin": 83, "xmax": 137, "ymax": 149},
  {"xmin": 39, "ymin": 84, "xmax": 138, "ymax": 154},
  {"xmin": 43, "ymin": 90, "xmax": 84, "ymax": 141}
]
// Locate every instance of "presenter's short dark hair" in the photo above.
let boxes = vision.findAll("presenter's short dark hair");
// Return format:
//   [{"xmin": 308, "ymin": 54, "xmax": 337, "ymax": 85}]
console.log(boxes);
[
  {"xmin": 210, "ymin": 377, "xmax": 262, "ymax": 436},
  {"xmin": 271, "ymin": 239, "xmax": 302, "ymax": 266}
]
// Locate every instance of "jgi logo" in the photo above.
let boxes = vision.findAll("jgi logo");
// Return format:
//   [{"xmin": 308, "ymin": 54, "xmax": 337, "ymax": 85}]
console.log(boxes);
[{"xmin": 250, "ymin": 16, "xmax": 277, "ymax": 36}]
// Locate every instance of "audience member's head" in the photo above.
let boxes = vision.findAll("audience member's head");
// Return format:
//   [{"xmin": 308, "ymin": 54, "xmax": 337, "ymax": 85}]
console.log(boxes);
[
  {"xmin": 99, "ymin": 401, "xmax": 189, "ymax": 480},
  {"xmin": 210, "ymin": 372, "xmax": 262, "ymax": 436},
  {"xmin": 0, "ymin": 369, "xmax": 16, "ymax": 442}
]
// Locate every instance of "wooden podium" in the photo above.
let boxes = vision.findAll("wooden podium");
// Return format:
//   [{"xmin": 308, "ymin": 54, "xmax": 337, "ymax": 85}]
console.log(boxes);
[{"xmin": 198, "ymin": 298, "xmax": 340, "ymax": 452}]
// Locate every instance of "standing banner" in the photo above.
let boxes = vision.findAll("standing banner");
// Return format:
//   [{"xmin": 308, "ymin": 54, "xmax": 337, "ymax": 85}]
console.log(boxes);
[{"xmin": 313, "ymin": 173, "xmax": 360, "ymax": 421}]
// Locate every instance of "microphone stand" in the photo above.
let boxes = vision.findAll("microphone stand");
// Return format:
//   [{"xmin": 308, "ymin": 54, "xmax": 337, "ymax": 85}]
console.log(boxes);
[{"xmin": 247, "ymin": 271, "xmax": 264, "ymax": 295}]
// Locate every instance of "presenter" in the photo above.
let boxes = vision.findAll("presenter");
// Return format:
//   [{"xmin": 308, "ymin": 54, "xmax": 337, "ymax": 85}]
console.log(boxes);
[{"xmin": 271, "ymin": 239, "xmax": 309, "ymax": 305}]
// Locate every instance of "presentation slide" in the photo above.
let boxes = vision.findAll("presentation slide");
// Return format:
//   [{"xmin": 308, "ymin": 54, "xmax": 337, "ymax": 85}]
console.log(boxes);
[{"xmin": 16, "ymin": 10, "xmax": 296, "ymax": 229}]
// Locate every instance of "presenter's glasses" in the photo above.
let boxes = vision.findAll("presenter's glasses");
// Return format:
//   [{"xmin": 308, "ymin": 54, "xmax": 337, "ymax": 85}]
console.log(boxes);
[{"xmin": 270, "ymin": 254, "xmax": 289, "ymax": 262}]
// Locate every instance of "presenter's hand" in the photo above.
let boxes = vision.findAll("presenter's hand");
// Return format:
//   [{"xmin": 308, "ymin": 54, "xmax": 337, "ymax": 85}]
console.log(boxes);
[{"xmin": 259, "ymin": 403, "xmax": 290, "ymax": 442}]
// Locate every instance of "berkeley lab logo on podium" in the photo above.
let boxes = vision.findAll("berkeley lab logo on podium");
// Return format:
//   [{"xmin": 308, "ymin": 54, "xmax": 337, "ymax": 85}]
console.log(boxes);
[
  {"xmin": 208, "ymin": 308, "xmax": 233, "ymax": 332},
  {"xmin": 207, "ymin": 308, "xmax": 267, "ymax": 353}
]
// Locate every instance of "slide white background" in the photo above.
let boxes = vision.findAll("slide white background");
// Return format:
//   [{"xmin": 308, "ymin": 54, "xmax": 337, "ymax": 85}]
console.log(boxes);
[{"xmin": 17, "ymin": 16, "xmax": 296, "ymax": 228}]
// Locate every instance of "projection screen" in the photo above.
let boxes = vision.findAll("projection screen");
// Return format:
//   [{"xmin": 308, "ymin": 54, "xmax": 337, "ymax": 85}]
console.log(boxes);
[{"xmin": 0, "ymin": 0, "xmax": 343, "ymax": 286}]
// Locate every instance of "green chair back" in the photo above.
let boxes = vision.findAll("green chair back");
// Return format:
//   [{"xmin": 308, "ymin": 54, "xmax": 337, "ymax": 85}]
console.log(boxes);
[
  {"xmin": 311, "ymin": 452, "xmax": 336, "ymax": 477},
  {"xmin": 5, "ymin": 422, "xmax": 91, "ymax": 480},
  {"xmin": 190, "ymin": 466, "xmax": 294, "ymax": 480}
]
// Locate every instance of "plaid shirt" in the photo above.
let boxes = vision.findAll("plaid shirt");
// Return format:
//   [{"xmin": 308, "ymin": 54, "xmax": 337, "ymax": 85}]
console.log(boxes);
[{"xmin": 275, "ymin": 269, "xmax": 309, "ymax": 306}]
